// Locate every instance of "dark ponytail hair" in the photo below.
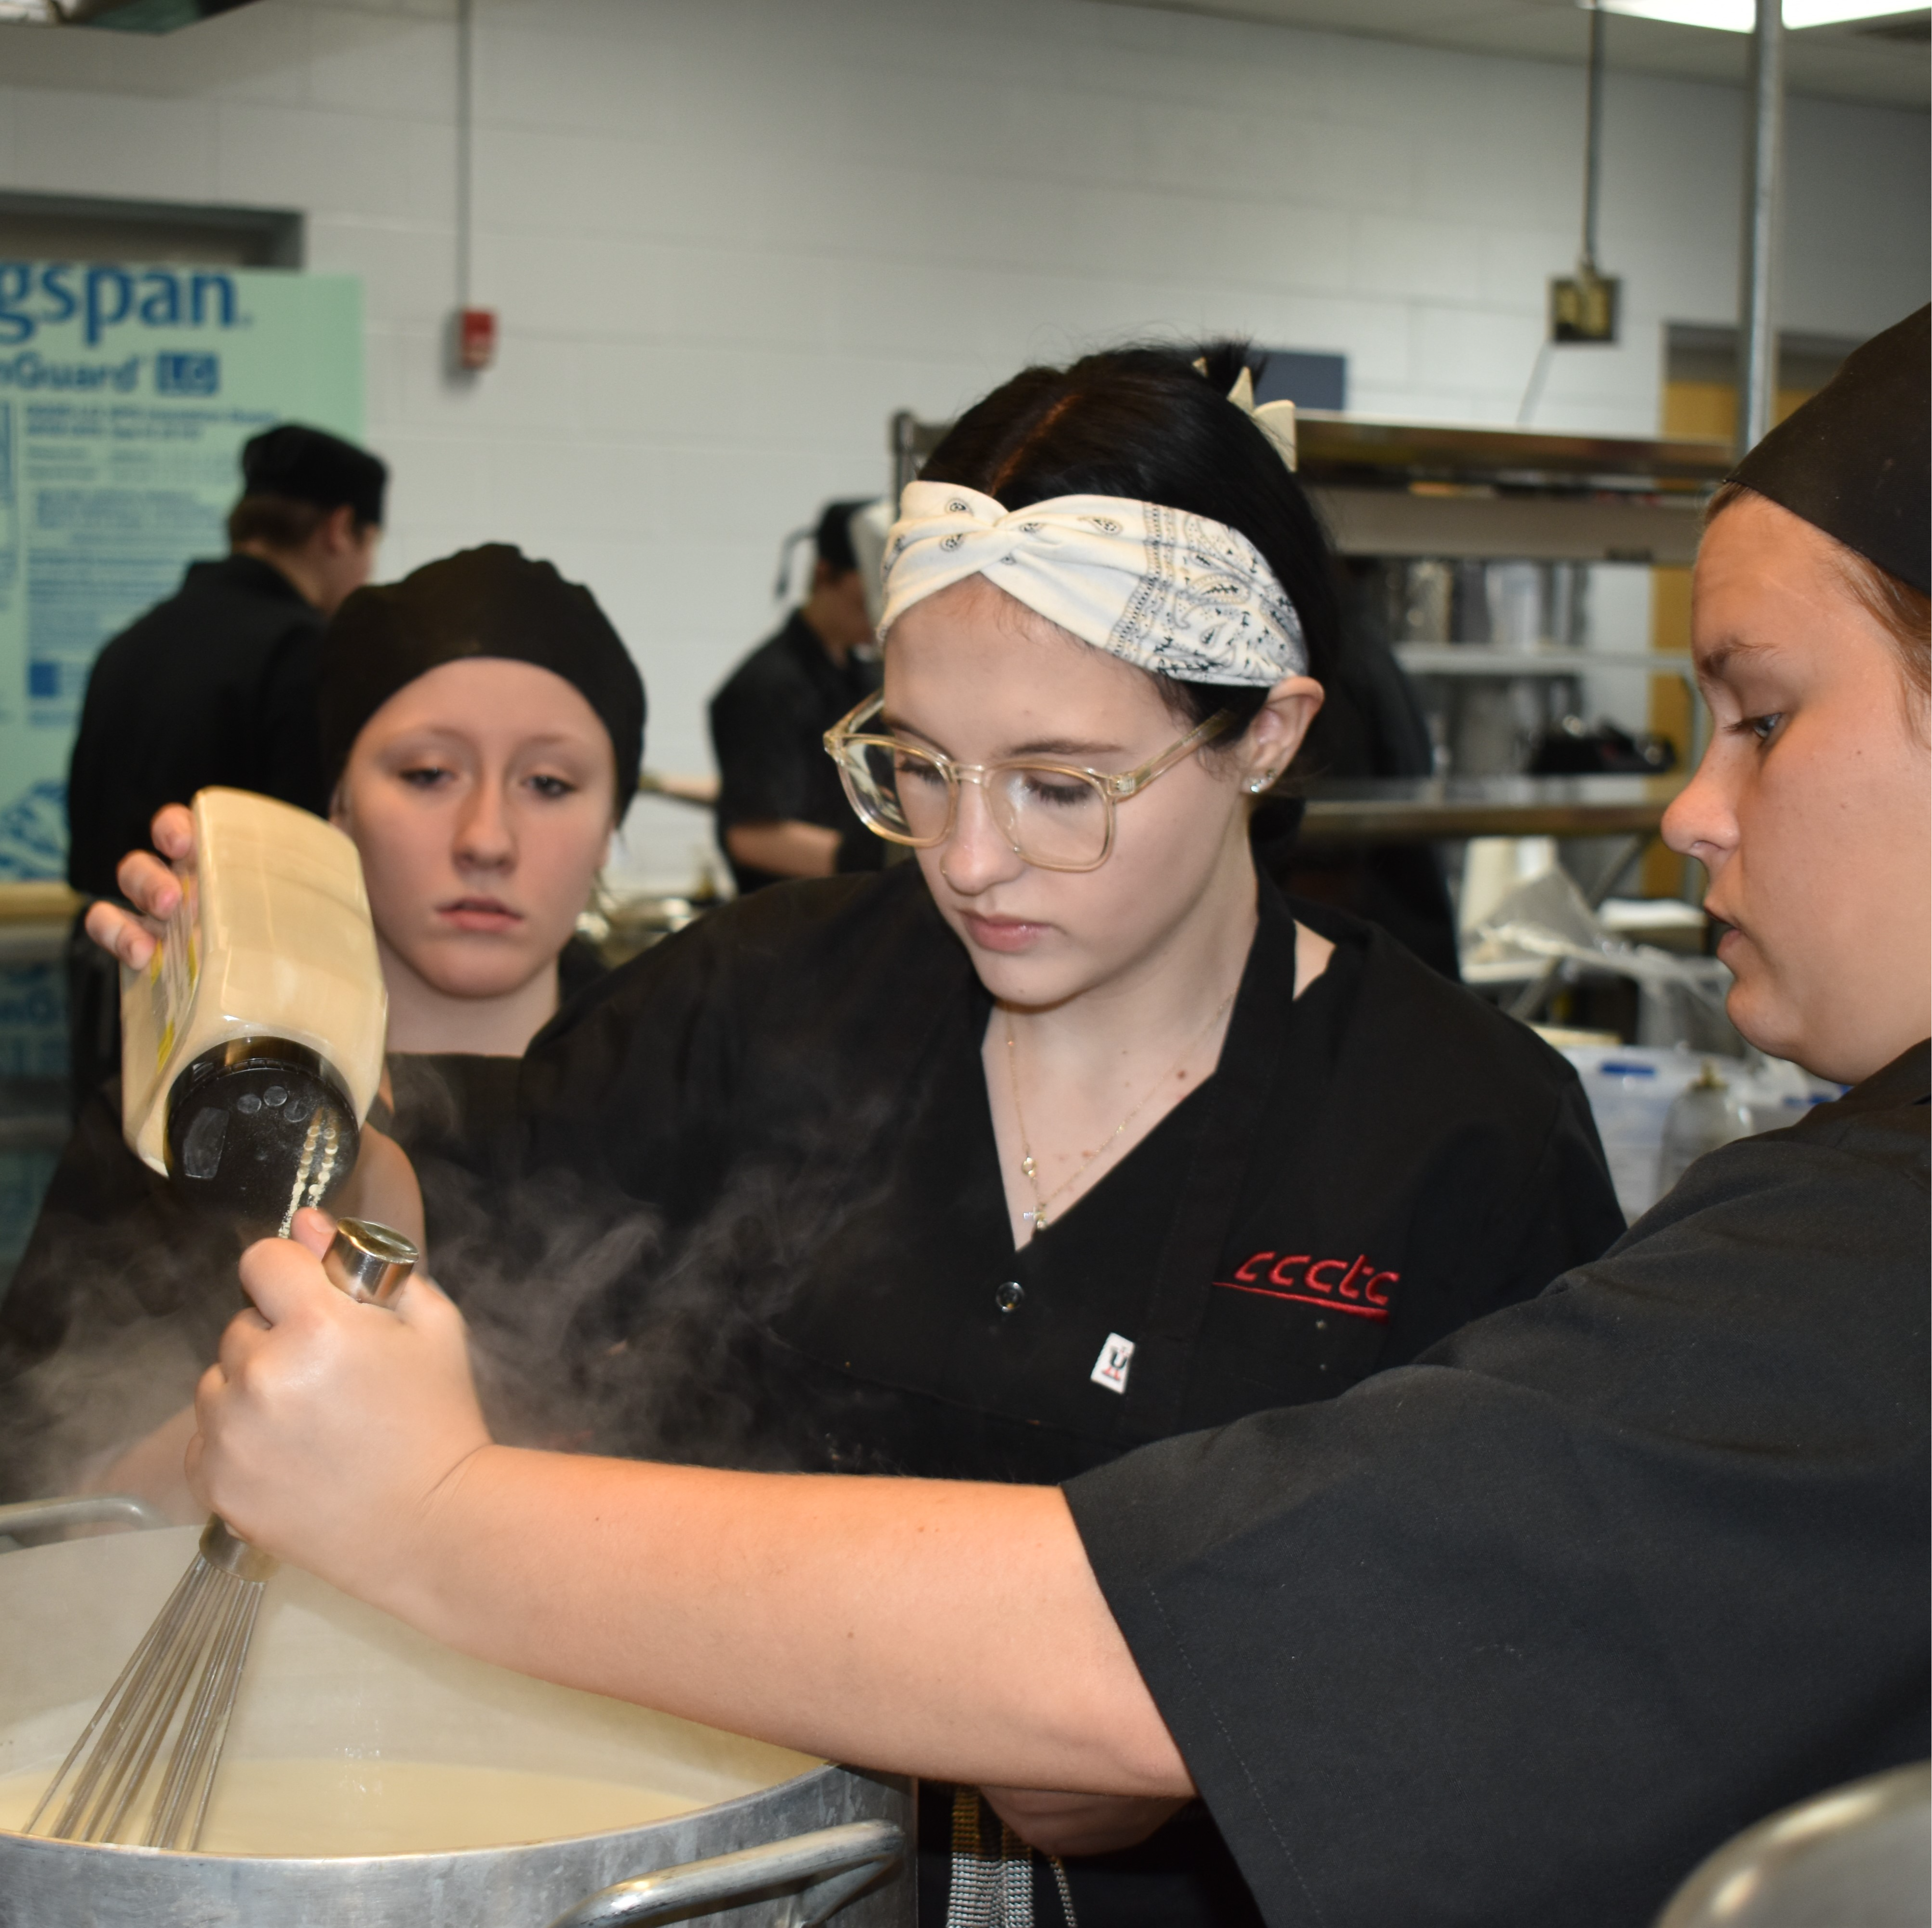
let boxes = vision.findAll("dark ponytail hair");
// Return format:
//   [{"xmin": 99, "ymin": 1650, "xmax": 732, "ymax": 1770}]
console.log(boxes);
[{"xmin": 919, "ymin": 341, "xmax": 1340, "ymax": 742}]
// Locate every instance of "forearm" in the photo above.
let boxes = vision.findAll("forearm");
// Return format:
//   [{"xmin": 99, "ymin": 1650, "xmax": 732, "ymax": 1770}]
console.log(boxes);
[
  {"xmin": 196, "ymin": 1230, "xmax": 1187, "ymax": 1799},
  {"xmin": 724, "ymin": 820, "xmax": 840, "ymax": 879},
  {"xmin": 389, "ymin": 1446, "xmax": 1191, "ymax": 1797}
]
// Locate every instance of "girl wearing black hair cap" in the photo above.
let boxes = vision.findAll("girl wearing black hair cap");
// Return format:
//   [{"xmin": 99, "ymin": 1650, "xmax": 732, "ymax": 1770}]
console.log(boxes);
[
  {"xmin": 318, "ymin": 544, "xmax": 645, "ymax": 1056},
  {"xmin": 120, "ymin": 346, "xmax": 1620, "ymax": 1927},
  {"xmin": 0, "ymin": 548, "xmax": 641, "ymax": 1515}
]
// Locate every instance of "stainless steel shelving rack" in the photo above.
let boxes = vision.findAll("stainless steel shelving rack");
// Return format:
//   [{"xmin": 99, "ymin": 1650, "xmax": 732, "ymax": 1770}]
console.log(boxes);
[
  {"xmin": 1297, "ymin": 411, "xmax": 1731, "ymax": 775},
  {"xmin": 1296, "ymin": 413, "xmax": 1732, "ymax": 563}
]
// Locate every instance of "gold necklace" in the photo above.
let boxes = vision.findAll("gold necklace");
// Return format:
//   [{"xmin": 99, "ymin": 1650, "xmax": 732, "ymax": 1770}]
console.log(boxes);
[{"xmin": 1004, "ymin": 987, "xmax": 1238, "ymax": 1232}]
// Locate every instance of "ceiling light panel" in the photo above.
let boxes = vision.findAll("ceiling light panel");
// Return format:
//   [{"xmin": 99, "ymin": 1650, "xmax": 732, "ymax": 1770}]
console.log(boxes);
[{"xmin": 1591, "ymin": 0, "xmax": 1927, "ymax": 27}]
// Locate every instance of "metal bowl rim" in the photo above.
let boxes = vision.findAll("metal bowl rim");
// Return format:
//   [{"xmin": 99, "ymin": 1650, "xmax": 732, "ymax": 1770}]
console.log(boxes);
[{"xmin": 0, "ymin": 1757, "xmax": 857, "ymax": 1869}]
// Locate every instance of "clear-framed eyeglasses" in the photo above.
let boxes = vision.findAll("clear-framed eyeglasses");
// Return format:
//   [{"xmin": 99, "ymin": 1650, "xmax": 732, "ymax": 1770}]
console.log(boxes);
[{"xmin": 823, "ymin": 691, "xmax": 1234, "ymax": 873}]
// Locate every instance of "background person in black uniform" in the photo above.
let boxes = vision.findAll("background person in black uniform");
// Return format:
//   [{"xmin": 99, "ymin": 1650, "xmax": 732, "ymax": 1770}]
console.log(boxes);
[
  {"xmin": 708, "ymin": 498, "xmax": 883, "ymax": 892},
  {"xmin": 62, "ymin": 423, "xmax": 387, "ymax": 1108},
  {"xmin": 115, "ymin": 346, "xmax": 1623, "ymax": 1928},
  {"xmin": 184, "ymin": 306, "xmax": 1930, "ymax": 1928}
]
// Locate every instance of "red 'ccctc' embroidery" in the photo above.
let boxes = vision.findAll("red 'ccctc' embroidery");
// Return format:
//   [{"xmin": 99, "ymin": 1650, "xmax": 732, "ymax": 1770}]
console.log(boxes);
[{"xmin": 1217, "ymin": 1252, "xmax": 1398, "ymax": 1322}]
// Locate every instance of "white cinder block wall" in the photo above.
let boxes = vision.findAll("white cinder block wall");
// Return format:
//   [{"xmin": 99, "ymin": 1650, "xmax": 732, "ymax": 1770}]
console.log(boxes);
[{"xmin": 1, "ymin": 0, "xmax": 1925, "ymax": 888}]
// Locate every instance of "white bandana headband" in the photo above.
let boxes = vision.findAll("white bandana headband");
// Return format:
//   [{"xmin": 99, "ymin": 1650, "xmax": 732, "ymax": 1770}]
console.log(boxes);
[{"xmin": 878, "ymin": 482, "xmax": 1308, "ymax": 688}]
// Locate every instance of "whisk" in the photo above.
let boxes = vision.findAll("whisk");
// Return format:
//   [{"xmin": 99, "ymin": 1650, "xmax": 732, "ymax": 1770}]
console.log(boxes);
[{"xmin": 26, "ymin": 1217, "xmax": 419, "ymax": 1851}]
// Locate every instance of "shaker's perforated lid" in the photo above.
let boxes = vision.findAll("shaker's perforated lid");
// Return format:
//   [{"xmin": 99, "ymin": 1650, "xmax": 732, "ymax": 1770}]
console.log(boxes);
[{"xmin": 165, "ymin": 1037, "xmax": 360, "ymax": 1231}]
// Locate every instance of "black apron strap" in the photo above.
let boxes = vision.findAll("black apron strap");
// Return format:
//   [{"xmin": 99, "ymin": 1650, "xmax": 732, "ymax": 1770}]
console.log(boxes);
[{"xmin": 1121, "ymin": 891, "xmax": 1297, "ymax": 1444}]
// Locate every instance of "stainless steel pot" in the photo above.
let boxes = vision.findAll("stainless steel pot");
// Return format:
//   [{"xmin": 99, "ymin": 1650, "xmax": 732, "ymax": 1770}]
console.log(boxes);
[
  {"xmin": 1652, "ymin": 1762, "xmax": 1931, "ymax": 1928},
  {"xmin": 0, "ymin": 1516, "xmax": 909, "ymax": 1927}
]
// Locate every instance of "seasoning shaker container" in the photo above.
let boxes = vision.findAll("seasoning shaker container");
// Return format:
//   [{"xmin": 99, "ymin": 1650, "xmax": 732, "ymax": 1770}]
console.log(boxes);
[{"xmin": 120, "ymin": 788, "xmax": 387, "ymax": 1230}]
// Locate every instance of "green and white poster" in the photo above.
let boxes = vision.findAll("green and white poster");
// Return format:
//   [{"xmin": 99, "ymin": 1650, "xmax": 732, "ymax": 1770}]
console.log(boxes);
[
  {"xmin": 0, "ymin": 262, "xmax": 363, "ymax": 879},
  {"xmin": 0, "ymin": 264, "xmax": 362, "ymax": 1272}
]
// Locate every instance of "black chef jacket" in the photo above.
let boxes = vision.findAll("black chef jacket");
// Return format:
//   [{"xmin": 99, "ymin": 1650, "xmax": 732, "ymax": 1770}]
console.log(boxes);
[
  {"xmin": 707, "ymin": 610, "xmax": 881, "ymax": 893},
  {"xmin": 493, "ymin": 863, "xmax": 1623, "ymax": 1482},
  {"xmin": 66, "ymin": 552, "xmax": 330, "ymax": 898},
  {"xmin": 1064, "ymin": 1041, "xmax": 1931, "ymax": 1928},
  {"xmin": 487, "ymin": 865, "xmax": 1622, "ymax": 1928}
]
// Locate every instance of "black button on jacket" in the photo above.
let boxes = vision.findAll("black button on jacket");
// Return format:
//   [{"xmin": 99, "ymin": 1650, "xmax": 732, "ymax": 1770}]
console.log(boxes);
[{"xmin": 66, "ymin": 552, "xmax": 328, "ymax": 898}]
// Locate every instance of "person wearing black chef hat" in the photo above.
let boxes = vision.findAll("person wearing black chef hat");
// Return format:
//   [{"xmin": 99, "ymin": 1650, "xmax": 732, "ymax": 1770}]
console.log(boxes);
[
  {"xmin": 62, "ymin": 423, "xmax": 388, "ymax": 1107},
  {"xmin": 67, "ymin": 422, "xmax": 388, "ymax": 897},
  {"xmin": 130, "ymin": 310, "xmax": 1926, "ymax": 1928}
]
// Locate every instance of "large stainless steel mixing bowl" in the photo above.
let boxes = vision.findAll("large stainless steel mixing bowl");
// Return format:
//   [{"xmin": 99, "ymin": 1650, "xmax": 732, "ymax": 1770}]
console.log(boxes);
[{"xmin": 0, "ymin": 1519, "xmax": 908, "ymax": 1927}]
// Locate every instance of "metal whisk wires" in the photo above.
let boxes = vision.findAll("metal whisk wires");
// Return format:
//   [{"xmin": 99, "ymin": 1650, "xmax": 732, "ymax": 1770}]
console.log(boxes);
[
  {"xmin": 24, "ymin": 1217, "xmax": 419, "ymax": 1851},
  {"xmin": 26, "ymin": 1521, "xmax": 274, "ymax": 1849}
]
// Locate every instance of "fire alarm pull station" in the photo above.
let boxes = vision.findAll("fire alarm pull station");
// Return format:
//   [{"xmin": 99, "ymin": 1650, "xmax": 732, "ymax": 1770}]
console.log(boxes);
[{"xmin": 456, "ymin": 307, "xmax": 497, "ymax": 371}]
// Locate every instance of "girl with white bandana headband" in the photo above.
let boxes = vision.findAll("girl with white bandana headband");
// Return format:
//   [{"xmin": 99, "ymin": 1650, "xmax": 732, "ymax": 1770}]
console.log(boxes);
[{"xmin": 101, "ymin": 346, "xmax": 1625, "ymax": 1928}]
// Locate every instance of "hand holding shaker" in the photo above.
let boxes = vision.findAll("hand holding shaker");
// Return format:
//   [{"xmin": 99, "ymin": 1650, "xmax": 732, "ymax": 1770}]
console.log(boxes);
[{"xmin": 119, "ymin": 788, "xmax": 388, "ymax": 1232}]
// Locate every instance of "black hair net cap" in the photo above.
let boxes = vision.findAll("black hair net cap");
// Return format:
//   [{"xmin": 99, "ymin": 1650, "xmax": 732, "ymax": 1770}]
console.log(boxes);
[
  {"xmin": 241, "ymin": 423, "xmax": 388, "ymax": 528},
  {"xmin": 1731, "ymin": 304, "xmax": 1929, "ymax": 594},
  {"xmin": 318, "ymin": 545, "xmax": 646, "ymax": 801}
]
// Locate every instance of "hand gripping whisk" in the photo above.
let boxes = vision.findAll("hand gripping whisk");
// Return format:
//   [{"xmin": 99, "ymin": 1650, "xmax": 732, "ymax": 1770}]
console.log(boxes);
[{"xmin": 25, "ymin": 1218, "xmax": 419, "ymax": 1852}]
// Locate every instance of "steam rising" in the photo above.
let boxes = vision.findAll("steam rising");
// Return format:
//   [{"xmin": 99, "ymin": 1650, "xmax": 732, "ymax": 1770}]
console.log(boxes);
[
  {"xmin": 0, "ymin": 1163, "xmax": 248, "ymax": 1500},
  {"xmin": 1, "ymin": 1056, "xmax": 902, "ymax": 1503},
  {"xmin": 419, "ymin": 1112, "xmax": 899, "ymax": 1472}
]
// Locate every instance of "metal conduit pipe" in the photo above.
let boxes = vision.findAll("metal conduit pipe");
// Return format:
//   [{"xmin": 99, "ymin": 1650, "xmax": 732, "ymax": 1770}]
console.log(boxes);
[
  {"xmin": 1582, "ymin": 0, "xmax": 1607, "ymax": 277},
  {"xmin": 1736, "ymin": 0, "xmax": 1785, "ymax": 458}
]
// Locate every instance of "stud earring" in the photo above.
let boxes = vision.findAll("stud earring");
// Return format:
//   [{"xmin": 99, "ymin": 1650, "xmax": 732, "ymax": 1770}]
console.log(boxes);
[{"xmin": 1248, "ymin": 771, "xmax": 1276, "ymax": 795}]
